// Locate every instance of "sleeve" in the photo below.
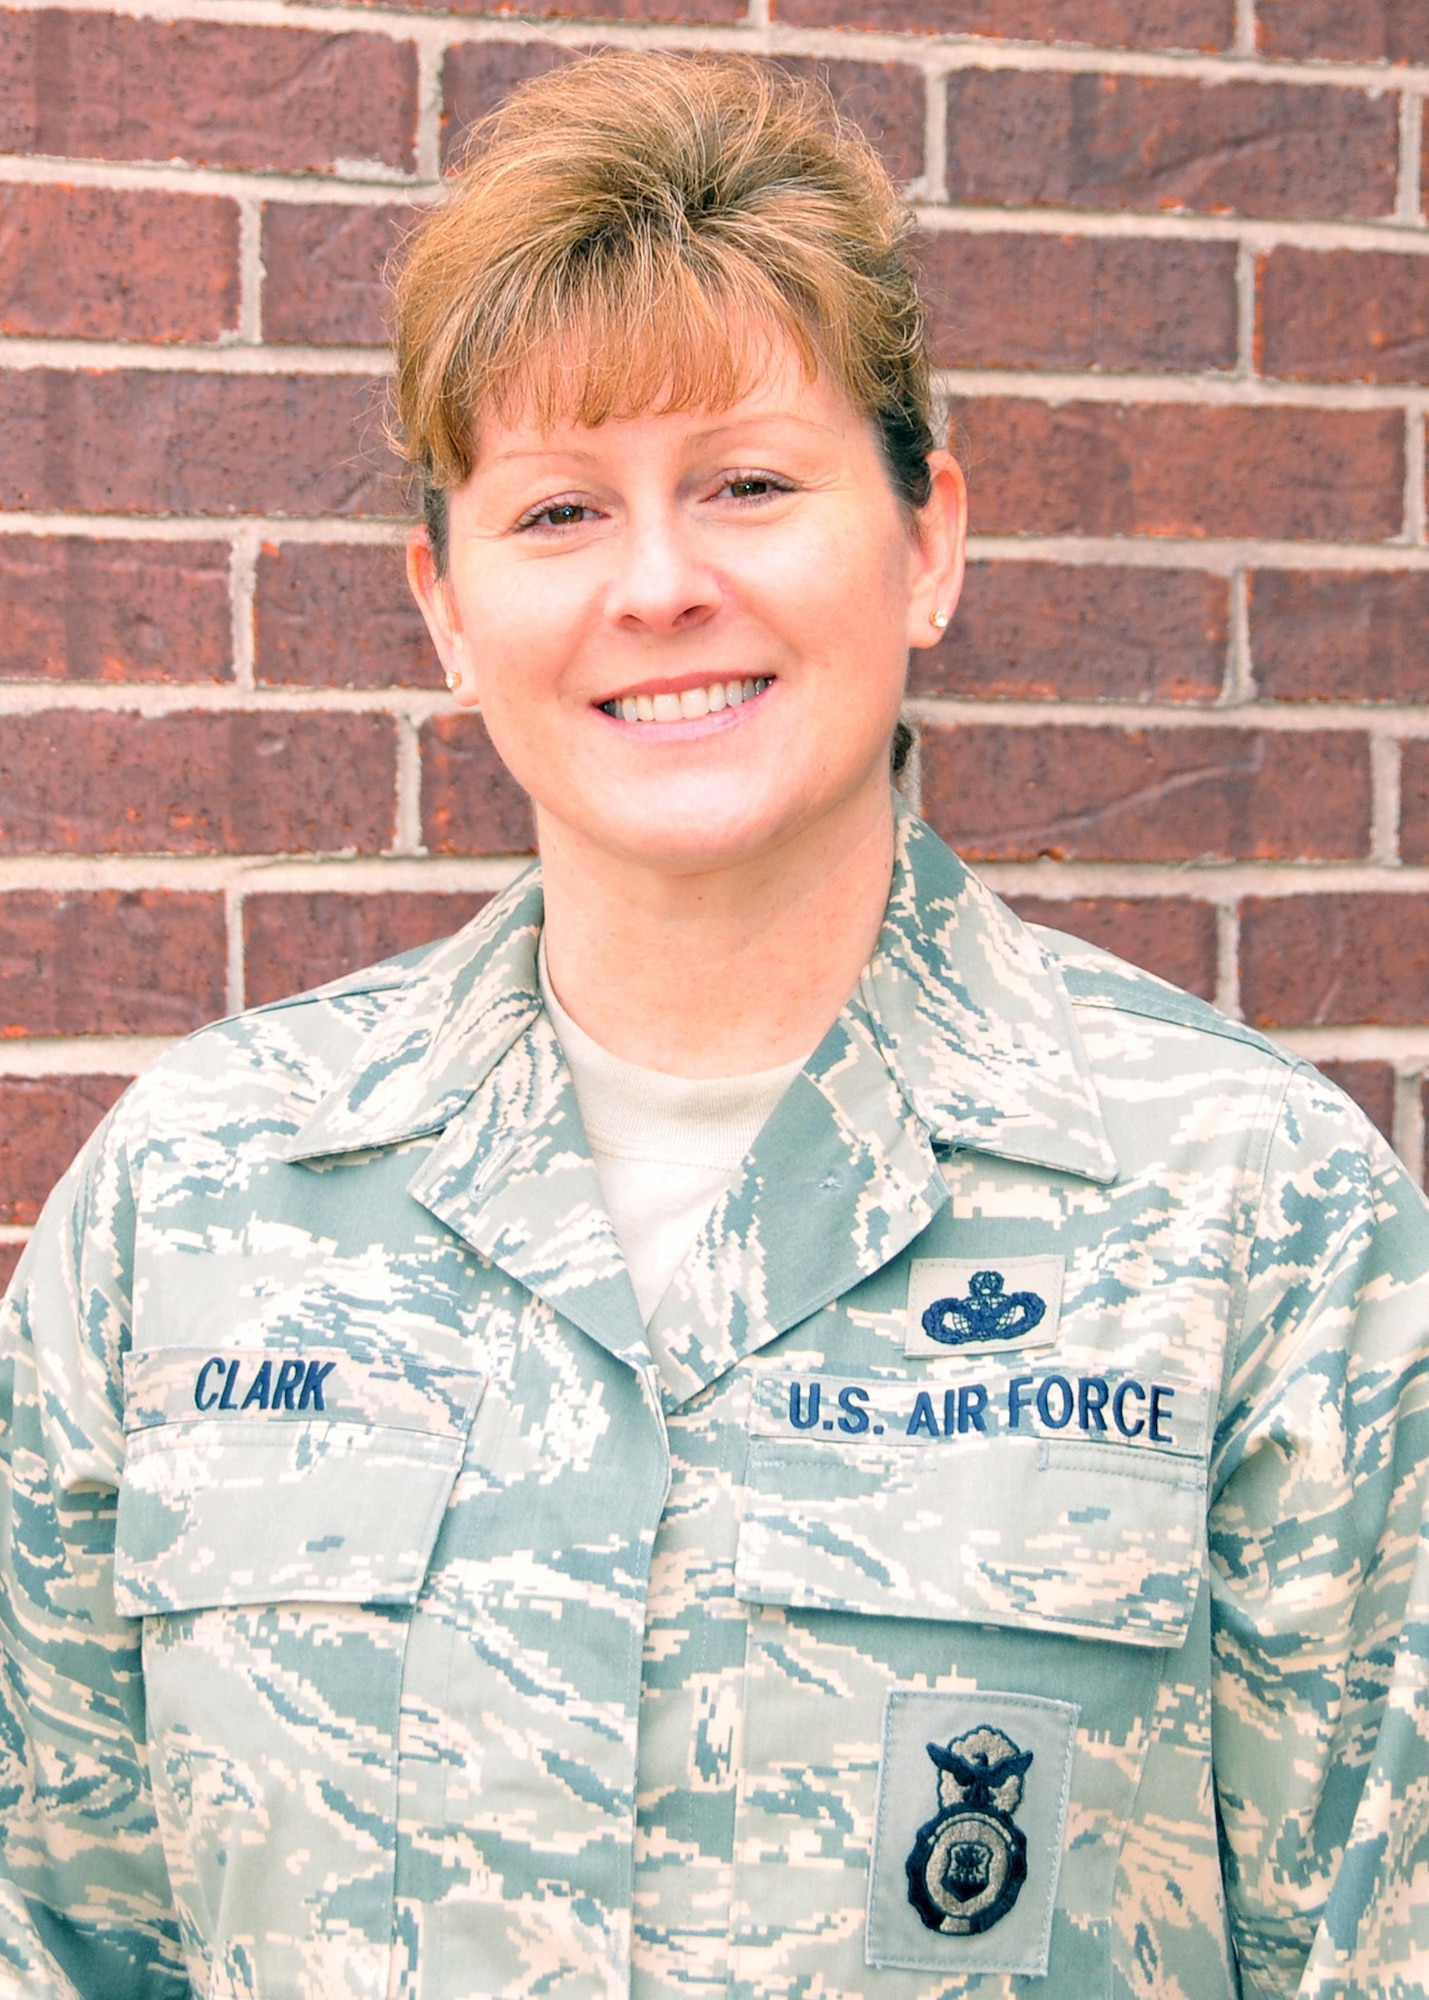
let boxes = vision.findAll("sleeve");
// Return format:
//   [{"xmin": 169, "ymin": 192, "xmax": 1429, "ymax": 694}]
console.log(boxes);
[
  {"xmin": 1209, "ymin": 1060, "xmax": 1429, "ymax": 2000},
  {"xmin": 0, "ymin": 1095, "xmax": 188, "ymax": 1998}
]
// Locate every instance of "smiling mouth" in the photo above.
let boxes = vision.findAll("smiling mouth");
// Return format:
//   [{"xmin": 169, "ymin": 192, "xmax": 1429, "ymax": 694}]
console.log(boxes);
[{"xmin": 598, "ymin": 677, "xmax": 772, "ymax": 722}]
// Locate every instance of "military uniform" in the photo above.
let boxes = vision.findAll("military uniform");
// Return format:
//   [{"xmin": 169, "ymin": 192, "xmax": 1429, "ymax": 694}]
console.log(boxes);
[{"xmin": 2, "ymin": 807, "xmax": 1427, "ymax": 2000}]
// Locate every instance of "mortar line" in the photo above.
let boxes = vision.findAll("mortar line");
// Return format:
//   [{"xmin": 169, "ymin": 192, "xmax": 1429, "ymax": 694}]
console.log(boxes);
[
  {"xmin": 1405, "ymin": 408, "xmax": 1428, "ymax": 544},
  {"xmin": 1394, "ymin": 1068, "xmax": 1427, "ymax": 1184},
  {"xmin": 933, "ymin": 366, "xmax": 1429, "ymax": 413},
  {"xmin": 228, "ymin": 526, "xmax": 259, "ymax": 691},
  {"xmin": 1371, "ymin": 735, "xmax": 1403, "ymax": 865},
  {"xmin": 1224, "ymin": 568, "xmax": 1255, "ymax": 704},
  {"xmin": 392, "ymin": 711, "xmax": 425, "ymax": 856},
  {"xmin": 1235, "ymin": 241, "xmax": 1258, "ymax": 378},
  {"xmin": 2, "ymin": 852, "xmax": 1428, "ymax": 897},
  {"xmin": 412, "ymin": 33, "xmax": 445, "ymax": 185},
  {"xmin": 1398, "ymin": 91, "xmax": 1424, "ymax": 226},
  {"xmin": 924, "ymin": 68, "xmax": 948, "ymax": 207},
  {"xmin": 234, "ymin": 196, "xmax": 264, "ymax": 345},
  {"xmin": 224, "ymin": 884, "xmax": 245, "ymax": 1014},
  {"xmin": 1215, "ymin": 904, "xmax": 1241, "ymax": 1020},
  {"xmin": 1233, "ymin": 0, "xmax": 1256, "ymax": 58}
]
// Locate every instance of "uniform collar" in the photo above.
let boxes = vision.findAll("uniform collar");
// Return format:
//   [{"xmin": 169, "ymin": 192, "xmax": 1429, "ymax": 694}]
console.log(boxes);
[{"xmin": 285, "ymin": 804, "xmax": 1115, "ymax": 1188}]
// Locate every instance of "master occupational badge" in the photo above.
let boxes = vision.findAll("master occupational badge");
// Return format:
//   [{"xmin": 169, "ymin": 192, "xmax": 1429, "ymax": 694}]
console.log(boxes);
[{"xmin": 906, "ymin": 1726, "xmax": 1033, "ymax": 1936}]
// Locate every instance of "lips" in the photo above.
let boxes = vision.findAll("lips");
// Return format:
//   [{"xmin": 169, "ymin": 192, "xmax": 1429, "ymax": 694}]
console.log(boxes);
[{"xmin": 598, "ymin": 676, "xmax": 772, "ymax": 722}]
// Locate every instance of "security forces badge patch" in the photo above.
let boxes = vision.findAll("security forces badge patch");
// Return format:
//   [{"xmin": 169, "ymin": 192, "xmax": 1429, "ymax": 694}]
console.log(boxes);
[
  {"xmin": 906, "ymin": 1726, "xmax": 1032, "ymax": 1937},
  {"xmin": 866, "ymin": 1689, "xmax": 1078, "ymax": 1978}
]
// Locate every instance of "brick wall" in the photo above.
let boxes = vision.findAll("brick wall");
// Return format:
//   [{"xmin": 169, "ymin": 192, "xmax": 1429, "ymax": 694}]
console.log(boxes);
[{"xmin": 3, "ymin": 0, "xmax": 1428, "ymax": 1283}]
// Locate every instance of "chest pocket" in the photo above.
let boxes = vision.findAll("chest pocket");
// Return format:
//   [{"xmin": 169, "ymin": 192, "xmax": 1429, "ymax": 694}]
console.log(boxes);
[
  {"xmin": 114, "ymin": 1345, "xmax": 485, "ymax": 2000},
  {"xmin": 727, "ymin": 1370, "xmax": 1217, "ymax": 1999},
  {"xmin": 115, "ymin": 1343, "xmax": 484, "ymax": 1615},
  {"xmin": 735, "ymin": 1367, "xmax": 1209, "ymax": 1648}
]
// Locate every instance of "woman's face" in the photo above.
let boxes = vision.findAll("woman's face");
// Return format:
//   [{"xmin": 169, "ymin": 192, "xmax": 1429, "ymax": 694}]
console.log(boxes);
[{"xmin": 409, "ymin": 338, "xmax": 966, "ymax": 883}]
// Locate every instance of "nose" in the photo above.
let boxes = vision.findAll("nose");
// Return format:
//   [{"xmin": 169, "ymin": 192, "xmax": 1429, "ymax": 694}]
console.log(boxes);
[{"xmin": 602, "ymin": 504, "xmax": 719, "ymax": 635}]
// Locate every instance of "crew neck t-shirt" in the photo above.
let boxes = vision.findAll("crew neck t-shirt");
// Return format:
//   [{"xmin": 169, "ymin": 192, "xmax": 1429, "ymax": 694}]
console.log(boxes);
[{"xmin": 538, "ymin": 941, "xmax": 806, "ymax": 1321}]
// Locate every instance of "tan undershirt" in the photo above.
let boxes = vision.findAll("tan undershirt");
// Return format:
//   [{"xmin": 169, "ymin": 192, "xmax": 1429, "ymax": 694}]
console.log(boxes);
[{"xmin": 538, "ymin": 939, "xmax": 806, "ymax": 1322}]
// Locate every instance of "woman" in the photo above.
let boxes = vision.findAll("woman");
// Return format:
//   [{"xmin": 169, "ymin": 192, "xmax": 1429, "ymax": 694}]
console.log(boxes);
[{"xmin": 1, "ymin": 51, "xmax": 1426, "ymax": 2000}]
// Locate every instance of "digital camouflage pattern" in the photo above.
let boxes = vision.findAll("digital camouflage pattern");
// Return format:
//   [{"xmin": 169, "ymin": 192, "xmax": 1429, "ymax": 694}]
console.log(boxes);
[{"xmin": 1, "ymin": 805, "xmax": 1427, "ymax": 1999}]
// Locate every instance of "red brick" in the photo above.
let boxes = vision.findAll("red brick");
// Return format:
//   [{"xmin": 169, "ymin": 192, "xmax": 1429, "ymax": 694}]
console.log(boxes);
[
  {"xmin": 441, "ymin": 43, "xmax": 581, "ymax": 167},
  {"xmin": 421, "ymin": 715, "xmax": 536, "ymax": 856},
  {"xmin": 262, "ymin": 203, "xmax": 416, "ymax": 348},
  {"xmin": 0, "ymin": 891, "xmax": 225, "ymax": 1036},
  {"xmin": 768, "ymin": 60, "xmax": 925, "ymax": 186},
  {"xmin": 963, "ymin": 400, "xmax": 1403, "ymax": 543},
  {"xmin": 255, "ymin": 542, "xmax": 437, "ymax": 689},
  {"xmin": 1008, "ymin": 895, "xmax": 1217, "ymax": 997},
  {"xmin": 1314, "ymin": 1061, "xmax": 1397, "ymax": 1141},
  {"xmin": 921, "ymin": 231, "xmax": 1236, "ymax": 373},
  {"xmin": 0, "ymin": 1075, "xmax": 129, "ymax": 1226},
  {"xmin": 1241, "ymin": 894, "xmax": 1429, "ymax": 1025},
  {"xmin": 0, "ymin": 371, "xmax": 402, "ymax": 518},
  {"xmin": 1259, "ymin": 248, "xmax": 1429, "ymax": 385},
  {"xmin": 1249, "ymin": 571, "xmax": 1429, "ymax": 702},
  {"xmin": 0, "ymin": 537, "xmax": 231, "ymax": 682},
  {"xmin": 1259, "ymin": 0, "xmax": 1429, "ymax": 61},
  {"xmin": 0, "ymin": 11, "xmax": 416, "ymax": 173},
  {"xmin": 909, "ymin": 564, "xmax": 1226, "ymax": 702},
  {"xmin": 0, "ymin": 185, "xmax": 237, "ymax": 343},
  {"xmin": 0, "ymin": 712, "xmax": 396, "ymax": 855},
  {"xmin": 945, "ymin": 72, "xmax": 1397, "ymax": 221},
  {"xmin": 772, "ymin": 0, "xmax": 1231, "ymax": 48},
  {"xmin": 1394, "ymin": 742, "xmax": 1429, "ymax": 864},
  {"xmin": 0, "ymin": 1242, "xmax": 21, "ymax": 1292},
  {"xmin": 920, "ymin": 725, "xmax": 1369, "ymax": 863},
  {"xmin": 244, "ymin": 891, "xmax": 493, "ymax": 1007}
]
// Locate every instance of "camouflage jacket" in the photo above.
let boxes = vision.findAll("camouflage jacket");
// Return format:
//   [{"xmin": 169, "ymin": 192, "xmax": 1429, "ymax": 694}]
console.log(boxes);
[{"xmin": 2, "ymin": 808, "xmax": 1427, "ymax": 2000}]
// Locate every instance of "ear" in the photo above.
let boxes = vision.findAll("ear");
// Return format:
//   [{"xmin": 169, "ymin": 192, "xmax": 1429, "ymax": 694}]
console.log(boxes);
[
  {"xmin": 905, "ymin": 451, "xmax": 968, "ymax": 651},
  {"xmin": 406, "ymin": 526, "xmax": 480, "ymax": 704}
]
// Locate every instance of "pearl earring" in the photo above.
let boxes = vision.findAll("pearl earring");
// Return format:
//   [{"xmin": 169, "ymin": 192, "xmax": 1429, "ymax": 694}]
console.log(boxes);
[
  {"xmin": 930, "ymin": 609, "xmax": 950, "ymax": 631},
  {"xmin": 444, "ymin": 667, "xmax": 460, "ymax": 691}
]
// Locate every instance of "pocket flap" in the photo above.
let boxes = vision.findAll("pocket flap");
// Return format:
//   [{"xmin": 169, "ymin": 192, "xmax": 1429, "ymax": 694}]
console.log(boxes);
[
  {"xmin": 115, "ymin": 1346, "xmax": 486, "ymax": 1616},
  {"xmin": 736, "ymin": 1373, "xmax": 1207, "ymax": 1649}
]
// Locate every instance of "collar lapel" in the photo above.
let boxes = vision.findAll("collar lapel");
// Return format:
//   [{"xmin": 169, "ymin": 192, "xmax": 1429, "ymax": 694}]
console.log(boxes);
[
  {"xmin": 867, "ymin": 807, "xmax": 1117, "ymax": 1180},
  {"xmin": 284, "ymin": 867, "xmax": 647, "ymax": 1369},
  {"xmin": 644, "ymin": 987, "xmax": 949, "ymax": 1409},
  {"xmin": 282, "ymin": 869, "xmax": 548, "ymax": 1162},
  {"xmin": 406, "ymin": 1013, "xmax": 649, "ymax": 1372}
]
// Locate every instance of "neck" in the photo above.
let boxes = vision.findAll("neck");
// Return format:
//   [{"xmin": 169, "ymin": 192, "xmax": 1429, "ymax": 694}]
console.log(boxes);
[{"xmin": 537, "ymin": 785, "xmax": 897, "ymax": 1078}]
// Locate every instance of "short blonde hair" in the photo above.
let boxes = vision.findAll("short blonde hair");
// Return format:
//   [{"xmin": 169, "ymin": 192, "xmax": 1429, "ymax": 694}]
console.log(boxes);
[{"xmin": 392, "ymin": 50, "xmax": 935, "ymax": 559}]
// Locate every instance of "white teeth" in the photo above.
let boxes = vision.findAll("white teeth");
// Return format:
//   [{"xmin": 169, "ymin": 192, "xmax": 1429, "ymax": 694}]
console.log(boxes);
[{"xmin": 606, "ymin": 677, "xmax": 771, "ymax": 722}]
